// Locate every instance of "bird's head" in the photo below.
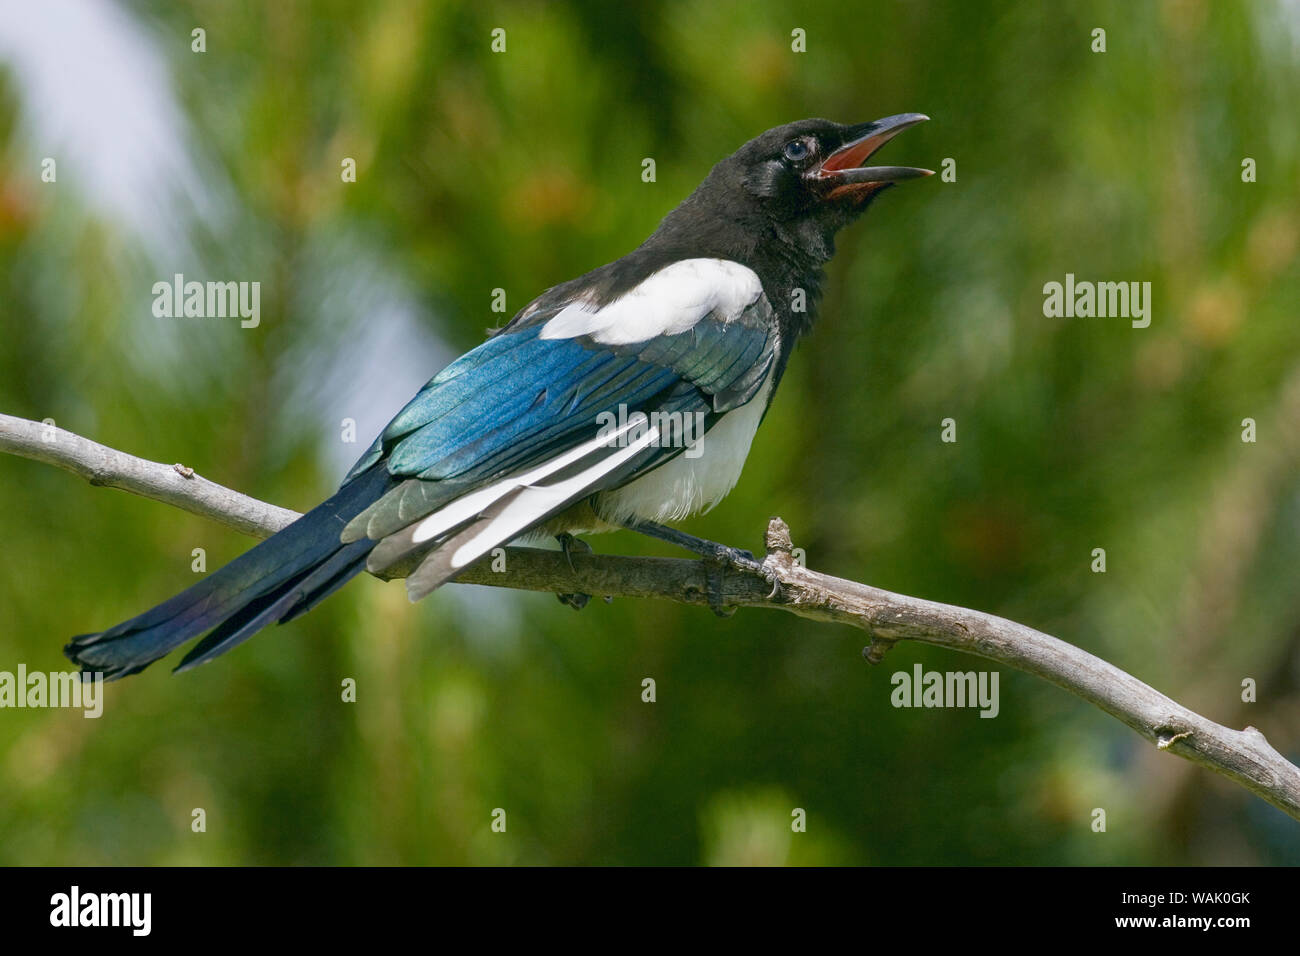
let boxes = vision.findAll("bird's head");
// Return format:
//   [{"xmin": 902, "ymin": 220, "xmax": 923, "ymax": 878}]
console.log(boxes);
[
  {"xmin": 734, "ymin": 113, "xmax": 932, "ymax": 226},
  {"xmin": 661, "ymin": 114, "xmax": 933, "ymax": 269}
]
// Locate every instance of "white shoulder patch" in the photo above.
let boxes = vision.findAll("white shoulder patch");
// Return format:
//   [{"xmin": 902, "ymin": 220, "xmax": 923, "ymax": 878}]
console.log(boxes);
[{"xmin": 538, "ymin": 258, "xmax": 762, "ymax": 346}]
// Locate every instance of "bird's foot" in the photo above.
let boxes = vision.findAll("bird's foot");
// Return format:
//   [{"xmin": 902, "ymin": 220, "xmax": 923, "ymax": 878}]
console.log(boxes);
[
  {"xmin": 555, "ymin": 533, "xmax": 593, "ymax": 611},
  {"xmin": 619, "ymin": 519, "xmax": 781, "ymax": 616},
  {"xmin": 557, "ymin": 591, "xmax": 591, "ymax": 611},
  {"xmin": 702, "ymin": 542, "xmax": 779, "ymax": 616}
]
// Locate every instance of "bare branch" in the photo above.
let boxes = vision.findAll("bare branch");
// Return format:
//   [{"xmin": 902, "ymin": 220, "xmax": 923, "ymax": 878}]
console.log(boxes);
[
  {"xmin": 4, "ymin": 413, "xmax": 1298, "ymax": 821},
  {"xmin": 1, "ymin": 413, "xmax": 298, "ymax": 537}
]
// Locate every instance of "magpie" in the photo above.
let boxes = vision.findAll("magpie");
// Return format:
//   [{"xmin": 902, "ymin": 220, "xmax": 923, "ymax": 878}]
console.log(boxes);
[{"xmin": 65, "ymin": 113, "xmax": 932, "ymax": 679}]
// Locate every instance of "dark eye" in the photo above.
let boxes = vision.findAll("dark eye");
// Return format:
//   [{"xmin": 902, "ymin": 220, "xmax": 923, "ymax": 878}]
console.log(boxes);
[{"xmin": 783, "ymin": 139, "xmax": 810, "ymax": 162}]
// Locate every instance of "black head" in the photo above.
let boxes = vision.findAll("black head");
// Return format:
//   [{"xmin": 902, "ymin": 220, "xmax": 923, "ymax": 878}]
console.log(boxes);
[
  {"xmin": 652, "ymin": 114, "xmax": 931, "ymax": 273},
  {"xmin": 731, "ymin": 114, "xmax": 932, "ymax": 228}
]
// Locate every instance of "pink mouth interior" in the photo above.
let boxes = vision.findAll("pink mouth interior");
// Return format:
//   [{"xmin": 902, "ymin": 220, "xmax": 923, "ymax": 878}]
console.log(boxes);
[{"xmin": 820, "ymin": 134, "xmax": 887, "ymax": 173}]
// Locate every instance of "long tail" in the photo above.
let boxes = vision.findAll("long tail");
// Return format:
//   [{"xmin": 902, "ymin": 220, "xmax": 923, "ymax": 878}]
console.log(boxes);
[{"xmin": 65, "ymin": 465, "xmax": 395, "ymax": 680}]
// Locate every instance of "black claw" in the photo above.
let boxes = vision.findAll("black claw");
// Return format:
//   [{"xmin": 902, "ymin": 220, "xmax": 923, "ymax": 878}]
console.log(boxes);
[
  {"xmin": 555, "ymin": 534, "xmax": 594, "ymax": 610},
  {"xmin": 704, "ymin": 548, "xmax": 742, "ymax": 617},
  {"xmin": 557, "ymin": 591, "xmax": 591, "ymax": 611},
  {"xmin": 764, "ymin": 570, "xmax": 782, "ymax": 600},
  {"xmin": 556, "ymin": 532, "xmax": 592, "ymax": 571},
  {"xmin": 706, "ymin": 565, "xmax": 736, "ymax": 617}
]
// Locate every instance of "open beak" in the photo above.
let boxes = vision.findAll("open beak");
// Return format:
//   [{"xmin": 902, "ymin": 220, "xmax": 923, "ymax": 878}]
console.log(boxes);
[{"xmin": 811, "ymin": 113, "xmax": 933, "ymax": 198}]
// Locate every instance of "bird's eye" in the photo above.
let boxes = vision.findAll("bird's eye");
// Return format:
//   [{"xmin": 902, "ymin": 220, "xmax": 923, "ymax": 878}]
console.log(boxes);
[{"xmin": 783, "ymin": 139, "xmax": 810, "ymax": 162}]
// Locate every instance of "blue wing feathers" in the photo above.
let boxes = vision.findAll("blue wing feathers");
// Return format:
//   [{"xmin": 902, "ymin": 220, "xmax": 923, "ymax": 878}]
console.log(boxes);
[
  {"xmin": 65, "ymin": 465, "xmax": 395, "ymax": 678},
  {"xmin": 70, "ymin": 283, "xmax": 779, "ymax": 677}
]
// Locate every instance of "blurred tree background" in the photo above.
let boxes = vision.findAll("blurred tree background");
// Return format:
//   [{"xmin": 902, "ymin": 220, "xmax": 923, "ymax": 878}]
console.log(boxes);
[{"xmin": 1, "ymin": 0, "xmax": 1298, "ymax": 865}]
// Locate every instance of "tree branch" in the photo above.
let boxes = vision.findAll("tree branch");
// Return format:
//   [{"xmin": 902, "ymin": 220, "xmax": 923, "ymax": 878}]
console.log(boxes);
[
  {"xmin": 4, "ymin": 412, "xmax": 1298, "ymax": 821},
  {"xmin": 0, "ymin": 413, "xmax": 297, "ymax": 537}
]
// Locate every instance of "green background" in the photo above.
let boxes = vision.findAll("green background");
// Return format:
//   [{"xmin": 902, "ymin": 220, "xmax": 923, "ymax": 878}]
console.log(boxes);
[{"xmin": 2, "ymin": 0, "xmax": 1298, "ymax": 864}]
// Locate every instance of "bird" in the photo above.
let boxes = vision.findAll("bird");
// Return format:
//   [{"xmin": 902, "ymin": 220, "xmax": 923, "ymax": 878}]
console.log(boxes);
[{"xmin": 65, "ymin": 113, "xmax": 932, "ymax": 680}]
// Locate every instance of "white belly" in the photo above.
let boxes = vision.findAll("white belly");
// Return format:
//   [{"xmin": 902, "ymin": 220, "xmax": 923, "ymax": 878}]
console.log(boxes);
[{"xmin": 593, "ymin": 372, "xmax": 774, "ymax": 525}]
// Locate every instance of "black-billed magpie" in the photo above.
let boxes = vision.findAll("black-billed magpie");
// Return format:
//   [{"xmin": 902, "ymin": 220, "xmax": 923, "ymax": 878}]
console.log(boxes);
[{"xmin": 66, "ymin": 113, "xmax": 932, "ymax": 679}]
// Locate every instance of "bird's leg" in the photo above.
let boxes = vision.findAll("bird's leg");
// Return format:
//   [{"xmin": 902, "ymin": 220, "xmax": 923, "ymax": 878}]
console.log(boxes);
[
  {"xmin": 555, "ymin": 532, "xmax": 592, "ymax": 611},
  {"xmin": 620, "ymin": 519, "xmax": 774, "ymax": 617},
  {"xmin": 622, "ymin": 519, "xmax": 763, "ymax": 568}
]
